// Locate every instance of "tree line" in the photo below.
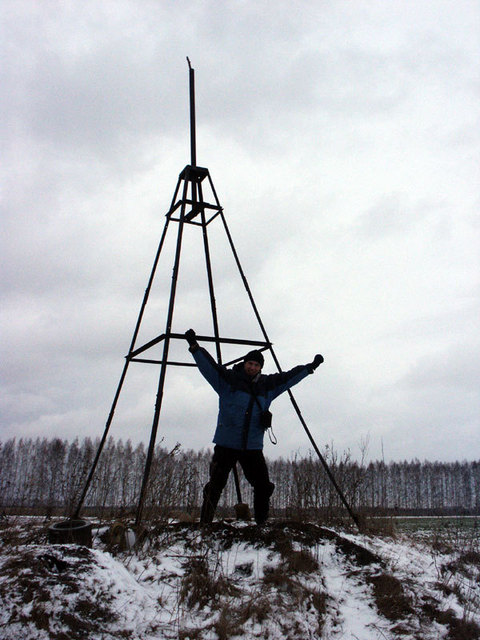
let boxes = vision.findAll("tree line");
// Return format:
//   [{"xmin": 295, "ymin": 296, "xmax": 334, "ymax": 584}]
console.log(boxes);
[{"xmin": 1, "ymin": 437, "xmax": 479, "ymax": 517}]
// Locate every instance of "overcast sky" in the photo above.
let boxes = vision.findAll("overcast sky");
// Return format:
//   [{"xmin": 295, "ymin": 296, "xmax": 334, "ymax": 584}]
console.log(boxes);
[{"xmin": 2, "ymin": 1, "xmax": 479, "ymax": 464}]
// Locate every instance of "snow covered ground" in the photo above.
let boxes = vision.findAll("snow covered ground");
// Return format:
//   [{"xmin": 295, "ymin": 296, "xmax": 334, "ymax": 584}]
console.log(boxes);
[{"xmin": 0, "ymin": 516, "xmax": 479, "ymax": 639}]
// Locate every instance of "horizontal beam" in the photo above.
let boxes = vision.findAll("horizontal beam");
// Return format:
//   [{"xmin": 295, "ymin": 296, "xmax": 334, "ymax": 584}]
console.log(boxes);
[
  {"xmin": 130, "ymin": 358, "xmax": 198, "ymax": 366},
  {"xmin": 127, "ymin": 332, "xmax": 271, "ymax": 359},
  {"xmin": 166, "ymin": 199, "xmax": 220, "ymax": 218}
]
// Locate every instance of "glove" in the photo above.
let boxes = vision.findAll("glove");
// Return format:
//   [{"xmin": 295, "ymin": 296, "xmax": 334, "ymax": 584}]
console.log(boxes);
[
  {"xmin": 185, "ymin": 329, "xmax": 197, "ymax": 348},
  {"xmin": 309, "ymin": 354, "xmax": 324, "ymax": 371}
]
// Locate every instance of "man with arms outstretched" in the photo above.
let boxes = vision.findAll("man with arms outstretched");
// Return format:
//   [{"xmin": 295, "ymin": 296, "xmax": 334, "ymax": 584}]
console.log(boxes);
[{"xmin": 185, "ymin": 329, "xmax": 323, "ymax": 524}]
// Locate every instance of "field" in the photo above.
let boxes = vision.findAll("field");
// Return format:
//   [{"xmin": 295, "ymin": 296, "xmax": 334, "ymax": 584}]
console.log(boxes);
[
  {"xmin": 0, "ymin": 515, "xmax": 479, "ymax": 639},
  {"xmin": 394, "ymin": 516, "xmax": 479, "ymax": 533}
]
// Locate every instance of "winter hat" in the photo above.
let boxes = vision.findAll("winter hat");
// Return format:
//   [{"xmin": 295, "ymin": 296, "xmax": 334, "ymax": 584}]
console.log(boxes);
[{"xmin": 244, "ymin": 350, "xmax": 264, "ymax": 368}]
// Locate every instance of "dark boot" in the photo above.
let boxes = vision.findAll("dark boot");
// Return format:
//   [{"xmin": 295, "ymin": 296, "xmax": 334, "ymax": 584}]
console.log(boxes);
[
  {"xmin": 200, "ymin": 482, "xmax": 220, "ymax": 524},
  {"xmin": 254, "ymin": 481, "xmax": 275, "ymax": 525}
]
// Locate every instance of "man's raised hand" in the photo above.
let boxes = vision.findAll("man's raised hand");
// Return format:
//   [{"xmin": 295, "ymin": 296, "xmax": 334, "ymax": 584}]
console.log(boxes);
[
  {"xmin": 185, "ymin": 329, "xmax": 197, "ymax": 348},
  {"xmin": 309, "ymin": 354, "xmax": 324, "ymax": 371}
]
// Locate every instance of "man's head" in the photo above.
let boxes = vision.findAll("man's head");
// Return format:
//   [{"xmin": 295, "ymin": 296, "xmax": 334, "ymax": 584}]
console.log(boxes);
[{"xmin": 243, "ymin": 350, "xmax": 264, "ymax": 377}]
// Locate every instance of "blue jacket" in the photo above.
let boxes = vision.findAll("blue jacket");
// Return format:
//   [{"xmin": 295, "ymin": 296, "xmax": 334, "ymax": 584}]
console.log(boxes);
[{"xmin": 191, "ymin": 346, "xmax": 313, "ymax": 450}]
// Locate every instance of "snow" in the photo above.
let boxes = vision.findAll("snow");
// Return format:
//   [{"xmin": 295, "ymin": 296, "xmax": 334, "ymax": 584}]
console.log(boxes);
[
  {"xmin": 319, "ymin": 541, "xmax": 387, "ymax": 639},
  {"xmin": 0, "ymin": 517, "xmax": 479, "ymax": 639}
]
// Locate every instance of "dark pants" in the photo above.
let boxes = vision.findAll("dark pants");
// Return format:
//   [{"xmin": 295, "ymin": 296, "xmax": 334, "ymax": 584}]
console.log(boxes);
[{"xmin": 200, "ymin": 445, "xmax": 275, "ymax": 525}]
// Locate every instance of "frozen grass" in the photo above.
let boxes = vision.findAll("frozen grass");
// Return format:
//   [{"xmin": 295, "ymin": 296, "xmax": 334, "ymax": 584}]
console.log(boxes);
[{"xmin": 0, "ymin": 516, "xmax": 479, "ymax": 639}]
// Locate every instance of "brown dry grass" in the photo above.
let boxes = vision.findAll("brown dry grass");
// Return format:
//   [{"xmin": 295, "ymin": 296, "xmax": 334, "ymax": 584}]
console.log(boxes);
[
  {"xmin": 367, "ymin": 572, "xmax": 414, "ymax": 621},
  {"xmin": 179, "ymin": 555, "xmax": 240, "ymax": 610}
]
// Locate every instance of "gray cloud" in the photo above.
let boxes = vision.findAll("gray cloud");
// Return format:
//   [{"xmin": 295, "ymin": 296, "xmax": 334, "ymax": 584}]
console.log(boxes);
[{"xmin": 1, "ymin": 0, "xmax": 479, "ymax": 464}]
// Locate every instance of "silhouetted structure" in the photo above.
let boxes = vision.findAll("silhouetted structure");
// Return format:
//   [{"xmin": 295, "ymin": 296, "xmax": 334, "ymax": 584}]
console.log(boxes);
[{"xmin": 74, "ymin": 60, "xmax": 360, "ymax": 528}]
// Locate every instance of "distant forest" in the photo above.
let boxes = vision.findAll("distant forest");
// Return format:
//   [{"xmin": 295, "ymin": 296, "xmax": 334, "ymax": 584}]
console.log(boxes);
[{"xmin": 1, "ymin": 437, "xmax": 479, "ymax": 517}]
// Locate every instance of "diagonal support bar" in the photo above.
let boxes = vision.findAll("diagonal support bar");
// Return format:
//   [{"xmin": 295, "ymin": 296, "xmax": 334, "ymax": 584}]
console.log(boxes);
[{"xmin": 218, "ymin": 207, "xmax": 361, "ymax": 529}]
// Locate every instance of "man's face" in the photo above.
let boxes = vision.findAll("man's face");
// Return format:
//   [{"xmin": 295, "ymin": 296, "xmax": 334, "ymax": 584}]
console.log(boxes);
[{"xmin": 244, "ymin": 360, "xmax": 262, "ymax": 377}]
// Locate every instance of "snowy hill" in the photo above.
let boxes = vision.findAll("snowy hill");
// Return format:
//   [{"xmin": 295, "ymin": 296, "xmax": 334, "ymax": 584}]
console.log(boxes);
[{"xmin": 0, "ymin": 517, "xmax": 479, "ymax": 639}]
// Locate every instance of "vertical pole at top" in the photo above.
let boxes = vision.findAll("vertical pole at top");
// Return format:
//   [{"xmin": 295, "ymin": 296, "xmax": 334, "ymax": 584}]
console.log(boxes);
[{"xmin": 187, "ymin": 57, "xmax": 196, "ymax": 167}]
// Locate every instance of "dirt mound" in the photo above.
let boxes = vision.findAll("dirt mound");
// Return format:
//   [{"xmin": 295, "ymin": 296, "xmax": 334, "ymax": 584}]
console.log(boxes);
[{"xmin": 0, "ymin": 517, "xmax": 479, "ymax": 640}]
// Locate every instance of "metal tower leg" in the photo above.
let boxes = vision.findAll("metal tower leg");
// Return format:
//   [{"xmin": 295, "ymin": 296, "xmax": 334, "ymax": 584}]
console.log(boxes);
[
  {"xmin": 134, "ymin": 172, "xmax": 191, "ymax": 526},
  {"xmin": 218, "ymin": 205, "xmax": 360, "ymax": 529},
  {"xmin": 73, "ymin": 212, "xmax": 174, "ymax": 519}
]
